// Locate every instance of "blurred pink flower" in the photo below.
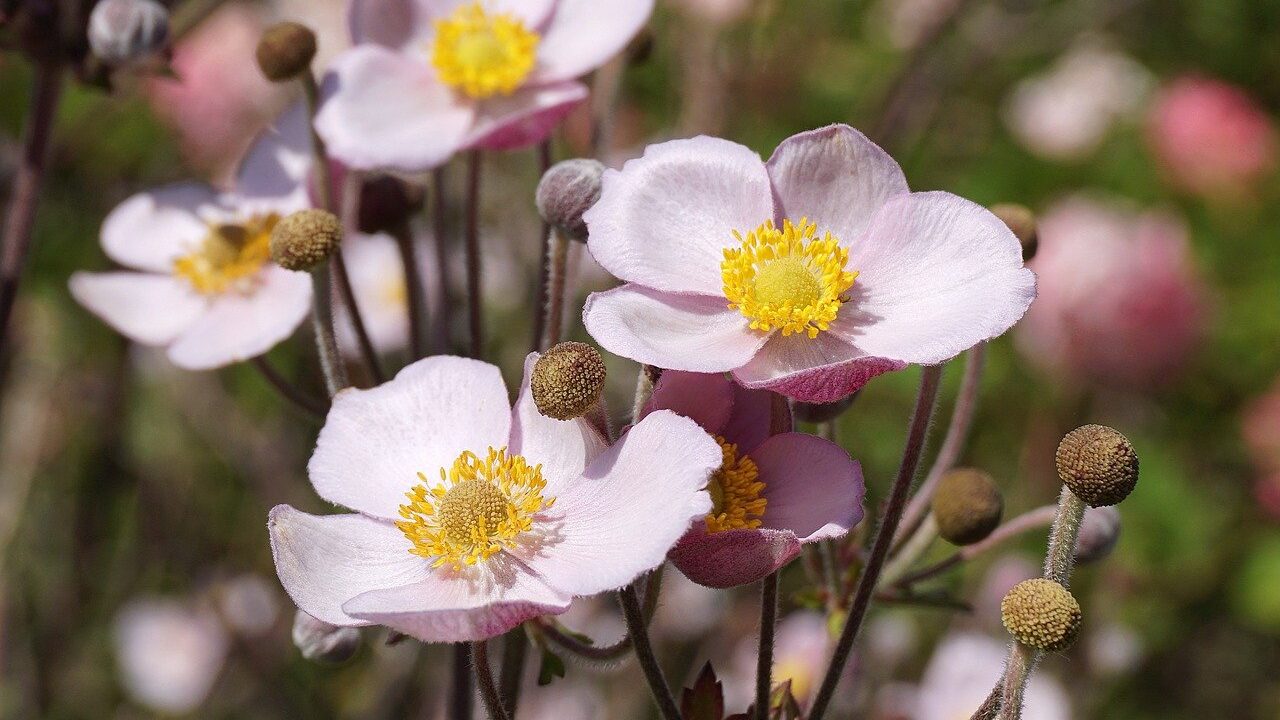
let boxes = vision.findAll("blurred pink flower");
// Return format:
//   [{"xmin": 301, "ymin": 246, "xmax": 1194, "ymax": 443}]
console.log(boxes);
[
  {"xmin": 1243, "ymin": 378, "xmax": 1280, "ymax": 519},
  {"xmin": 671, "ymin": 0, "xmax": 753, "ymax": 25},
  {"xmin": 113, "ymin": 598, "xmax": 229, "ymax": 715},
  {"xmin": 725, "ymin": 610, "xmax": 843, "ymax": 711},
  {"xmin": 1015, "ymin": 196, "xmax": 1209, "ymax": 390},
  {"xmin": 914, "ymin": 632, "xmax": 1070, "ymax": 720},
  {"xmin": 1147, "ymin": 76, "xmax": 1277, "ymax": 197}
]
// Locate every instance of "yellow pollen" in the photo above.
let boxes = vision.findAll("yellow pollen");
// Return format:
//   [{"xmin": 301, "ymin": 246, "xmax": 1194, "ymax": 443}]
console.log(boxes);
[
  {"xmin": 395, "ymin": 447, "xmax": 554, "ymax": 569},
  {"xmin": 721, "ymin": 218, "xmax": 858, "ymax": 339},
  {"xmin": 173, "ymin": 214, "xmax": 278, "ymax": 295},
  {"xmin": 705, "ymin": 437, "xmax": 767, "ymax": 533},
  {"xmin": 431, "ymin": 2, "xmax": 539, "ymax": 99}
]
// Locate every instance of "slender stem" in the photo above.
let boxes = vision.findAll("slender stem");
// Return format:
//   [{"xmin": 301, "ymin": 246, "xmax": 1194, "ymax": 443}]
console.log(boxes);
[
  {"xmin": 755, "ymin": 572, "xmax": 779, "ymax": 720},
  {"xmin": 1044, "ymin": 487, "xmax": 1087, "ymax": 587},
  {"xmin": 310, "ymin": 265, "xmax": 349, "ymax": 397},
  {"xmin": 249, "ymin": 356, "xmax": 326, "ymax": 417},
  {"xmin": 536, "ymin": 620, "xmax": 633, "ymax": 663},
  {"xmin": 620, "ymin": 583, "xmax": 682, "ymax": 720},
  {"xmin": 893, "ymin": 505, "xmax": 1058, "ymax": 588},
  {"xmin": 430, "ymin": 167, "xmax": 453, "ymax": 354},
  {"xmin": 0, "ymin": 62, "xmax": 62, "ymax": 359},
  {"xmin": 808, "ymin": 364, "xmax": 943, "ymax": 720},
  {"xmin": 497, "ymin": 630, "xmax": 527, "ymax": 717},
  {"xmin": 473, "ymin": 640, "xmax": 510, "ymax": 720},
  {"xmin": 997, "ymin": 643, "xmax": 1034, "ymax": 720},
  {"xmin": 391, "ymin": 220, "xmax": 429, "ymax": 359},
  {"xmin": 331, "ymin": 249, "xmax": 384, "ymax": 383},
  {"xmin": 450, "ymin": 643, "xmax": 474, "ymax": 720},
  {"xmin": 971, "ymin": 687, "xmax": 1001, "ymax": 720},
  {"xmin": 539, "ymin": 228, "xmax": 571, "ymax": 350},
  {"xmin": 881, "ymin": 515, "xmax": 938, "ymax": 585},
  {"xmin": 464, "ymin": 150, "xmax": 483, "ymax": 359},
  {"xmin": 530, "ymin": 140, "xmax": 554, "ymax": 352},
  {"xmin": 301, "ymin": 74, "xmax": 335, "ymax": 213}
]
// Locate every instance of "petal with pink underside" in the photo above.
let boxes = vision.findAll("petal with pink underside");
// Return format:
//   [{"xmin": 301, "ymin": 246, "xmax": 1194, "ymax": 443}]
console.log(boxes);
[
  {"xmin": 465, "ymin": 81, "xmax": 588, "ymax": 151},
  {"xmin": 349, "ymin": 0, "xmax": 556, "ymax": 48},
  {"xmin": 308, "ymin": 356, "xmax": 512, "ymax": 521},
  {"xmin": 766, "ymin": 125, "xmax": 908, "ymax": 243},
  {"xmin": 69, "ymin": 272, "xmax": 206, "ymax": 346},
  {"xmin": 529, "ymin": 0, "xmax": 654, "ymax": 84},
  {"xmin": 583, "ymin": 285, "xmax": 767, "ymax": 373},
  {"xmin": 643, "ymin": 371, "xmax": 733, "ymax": 437},
  {"xmin": 668, "ymin": 527, "xmax": 801, "ymax": 589},
  {"xmin": 101, "ymin": 183, "xmax": 222, "ymax": 272},
  {"xmin": 732, "ymin": 330, "xmax": 907, "ymax": 403},
  {"xmin": 342, "ymin": 555, "xmax": 571, "ymax": 643},
  {"xmin": 510, "ymin": 353, "xmax": 608, "ymax": 498},
  {"xmin": 316, "ymin": 46, "xmax": 474, "ymax": 173},
  {"xmin": 754, "ymin": 433, "xmax": 864, "ymax": 542},
  {"xmin": 268, "ymin": 506, "xmax": 428, "ymax": 627},
  {"xmin": 585, "ymin": 136, "xmax": 773, "ymax": 294},
  {"xmin": 166, "ymin": 266, "xmax": 311, "ymax": 370},
  {"xmin": 511, "ymin": 411, "xmax": 719, "ymax": 597}
]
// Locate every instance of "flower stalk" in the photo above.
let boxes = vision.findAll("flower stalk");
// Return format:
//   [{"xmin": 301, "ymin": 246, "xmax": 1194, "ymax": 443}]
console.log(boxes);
[
  {"xmin": 473, "ymin": 640, "xmax": 511, "ymax": 720},
  {"xmin": 464, "ymin": 150, "xmax": 483, "ymax": 359},
  {"xmin": 620, "ymin": 581, "xmax": 682, "ymax": 720},
  {"xmin": 755, "ymin": 571, "xmax": 779, "ymax": 720}
]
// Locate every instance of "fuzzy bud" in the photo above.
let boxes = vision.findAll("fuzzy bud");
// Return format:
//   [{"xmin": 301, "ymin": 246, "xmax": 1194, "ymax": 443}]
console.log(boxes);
[
  {"xmin": 1074, "ymin": 506, "xmax": 1122, "ymax": 564},
  {"xmin": 357, "ymin": 175, "xmax": 424, "ymax": 235},
  {"xmin": 792, "ymin": 393, "xmax": 858, "ymax": 424},
  {"xmin": 256, "ymin": 22, "xmax": 317, "ymax": 82},
  {"xmin": 291, "ymin": 610, "xmax": 360, "ymax": 663},
  {"xmin": 1055, "ymin": 424, "xmax": 1139, "ymax": 507},
  {"xmin": 536, "ymin": 159, "xmax": 605, "ymax": 242},
  {"xmin": 931, "ymin": 468, "xmax": 1003, "ymax": 545},
  {"xmin": 1000, "ymin": 578, "xmax": 1082, "ymax": 651},
  {"xmin": 270, "ymin": 210, "xmax": 342, "ymax": 271},
  {"xmin": 88, "ymin": 0, "xmax": 170, "ymax": 65},
  {"xmin": 990, "ymin": 203, "xmax": 1038, "ymax": 262},
  {"xmin": 531, "ymin": 342, "xmax": 607, "ymax": 420}
]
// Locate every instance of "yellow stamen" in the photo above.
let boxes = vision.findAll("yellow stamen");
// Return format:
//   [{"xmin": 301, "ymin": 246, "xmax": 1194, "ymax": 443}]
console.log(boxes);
[
  {"xmin": 396, "ymin": 447, "xmax": 554, "ymax": 569},
  {"xmin": 431, "ymin": 2, "xmax": 539, "ymax": 99},
  {"xmin": 173, "ymin": 214, "xmax": 278, "ymax": 295},
  {"xmin": 705, "ymin": 437, "xmax": 768, "ymax": 533},
  {"xmin": 721, "ymin": 218, "xmax": 859, "ymax": 339}
]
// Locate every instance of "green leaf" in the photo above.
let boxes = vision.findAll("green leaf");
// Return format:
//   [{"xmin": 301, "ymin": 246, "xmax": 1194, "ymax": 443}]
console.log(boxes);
[{"xmin": 536, "ymin": 647, "xmax": 566, "ymax": 687}]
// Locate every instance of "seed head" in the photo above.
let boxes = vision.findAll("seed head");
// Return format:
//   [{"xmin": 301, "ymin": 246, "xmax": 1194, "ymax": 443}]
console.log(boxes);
[
  {"xmin": 270, "ymin": 210, "xmax": 342, "ymax": 271},
  {"xmin": 536, "ymin": 159, "xmax": 605, "ymax": 242},
  {"xmin": 291, "ymin": 610, "xmax": 360, "ymax": 663},
  {"xmin": 1074, "ymin": 506, "xmax": 1122, "ymax": 564},
  {"xmin": 1056, "ymin": 424, "xmax": 1139, "ymax": 507},
  {"xmin": 531, "ymin": 342, "xmax": 607, "ymax": 420},
  {"xmin": 990, "ymin": 203, "xmax": 1038, "ymax": 262},
  {"xmin": 1001, "ymin": 578, "xmax": 1082, "ymax": 651},
  {"xmin": 88, "ymin": 0, "xmax": 170, "ymax": 65},
  {"xmin": 931, "ymin": 468, "xmax": 1004, "ymax": 545},
  {"xmin": 256, "ymin": 22, "xmax": 317, "ymax": 82}
]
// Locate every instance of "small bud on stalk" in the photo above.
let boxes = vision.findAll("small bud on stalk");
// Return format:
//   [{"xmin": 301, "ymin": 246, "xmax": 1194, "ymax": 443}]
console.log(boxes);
[
  {"xmin": 357, "ymin": 175, "xmax": 424, "ymax": 235},
  {"xmin": 256, "ymin": 22, "xmax": 317, "ymax": 82},
  {"xmin": 536, "ymin": 159, "xmax": 605, "ymax": 242},
  {"xmin": 87, "ymin": 0, "xmax": 170, "ymax": 65},
  {"xmin": 1001, "ymin": 578, "xmax": 1082, "ymax": 652},
  {"xmin": 291, "ymin": 610, "xmax": 360, "ymax": 663},
  {"xmin": 931, "ymin": 468, "xmax": 1004, "ymax": 545},
  {"xmin": 1055, "ymin": 424, "xmax": 1139, "ymax": 507},
  {"xmin": 271, "ymin": 209, "xmax": 342, "ymax": 271},
  {"xmin": 1074, "ymin": 506, "xmax": 1122, "ymax": 564},
  {"xmin": 990, "ymin": 202, "xmax": 1038, "ymax": 262},
  {"xmin": 531, "ymin": 342, "xmax": 607, "ymax": 420},
  {"xmin": 791, "ymin": 393, "xmax": 858, "ymax": 424}
]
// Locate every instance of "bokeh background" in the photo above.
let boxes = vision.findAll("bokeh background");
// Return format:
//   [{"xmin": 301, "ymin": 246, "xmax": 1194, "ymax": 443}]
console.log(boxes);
[{"xmin": 2, "ymin": 0, "xmax": 1279, "ymax": 718}]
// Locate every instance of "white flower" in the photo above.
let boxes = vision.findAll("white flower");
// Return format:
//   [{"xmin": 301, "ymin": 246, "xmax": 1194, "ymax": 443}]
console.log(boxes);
[{"xmin": 113, "ymin": 598, "xmax": 229, "ymax": 715}]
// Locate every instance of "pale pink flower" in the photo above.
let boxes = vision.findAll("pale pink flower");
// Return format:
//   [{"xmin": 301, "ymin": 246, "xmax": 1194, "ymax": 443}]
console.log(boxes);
[
  {"xmin": 1243, "ymin": 377, "xmax": 1280, "ymax": 519},
  {"xmin": 1147, "ymin": 76, "xmax": 1277, "ymax": 196},
  {"xmin": 914, "ymin": 632, "xmax": 1070, "ymax": 720},
  {"xmin": 337, "ymin": 232, "xmax": 412, "ymax": 357},
  {"xmin": 582, "ymin": 125, "xmax": 1035, "ymax": 402},
  {"xmin": 1015, "ymin": 196, "xmax": 1208, "ymax": 389},
  {"xmin": 671, "ymin": 0, "xmax": 753, "ymax": 25},
  {"xmin": 725, "ymin": 611, "xmax": 842, "ymax": 710},
  {"xmin": 269, "ymin": 354, "xmax": 720, "ymax": 643},
  {"xmin": 318, "ymin": 0, "xmax": 654, "ymax": 171},
  {"xmin": 69, "ymin": 110, "xmax": 313, "ymax": 370},
  {"xmin": 113, "ymin": 598, "xmax": 229, "ymax": 715},
  {"xmin": 648, "ymin": 371, "xmax": 864, "ymax": 587}
]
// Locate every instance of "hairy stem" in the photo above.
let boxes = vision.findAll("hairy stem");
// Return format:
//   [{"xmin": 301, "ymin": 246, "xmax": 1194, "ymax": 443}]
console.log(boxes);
[
  {"xmin": 620, "ymin": 582, "xmax": 681, "ymax": 720},
  {"xmin": 755, "ymin": 572, "xmax": 779, "ymax": 720},
  {"xmin": 464, "ymin": 150, "xmax": 483, "ymax": 359},
  {"xmin": 473, "ymin": 640, "xmax": 511, "ymax": 720},
  {"xmin": 530, "ymin": 140, "xmax": 554, "ymax": 352},
  {"xmin": 497, "ymin": 629, "xmax": 527, "ymax": 717},
  {"xmin": 430, "ymin": 168, "xmax": 453, "ymax": 354},
  {"xmin": 893, "ymin": 505, "xmax": 1058, "ymax": 588},
  {"xmin": 249, "ymin": 356, "xmax": 326, "ymax": 418},
  {"xmin": 450, "ymin": 643, "xmax": 473, "ymax": 720},
  {"xmin": 391, "ymin": 220, "xmax": 429, "ymax": 359},
  {"xmin": 539, "ymin": 228, "xmax": 571, "ymax": 350},
  {"xmin": 309, "ymin": 265, "xmax": 348, "ymax": 397}
]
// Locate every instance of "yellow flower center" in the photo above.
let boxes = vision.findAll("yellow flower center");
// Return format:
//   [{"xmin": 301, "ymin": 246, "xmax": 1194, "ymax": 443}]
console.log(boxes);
[
  {"xmin": 173, "ymin": 214, "xmax": 278, "ymax": 295},
  {"xmin": 705, "ymin": 437, "xmax": 767, "ymax": 533},
  {"xmin": 396, "ymin": 447, "xmax": 555, "ymax": 569},
  {"xmin": 431, "ymin": 2, "xmax": 539, "ymax": 99},
  {"xmin": 721, "ymin": 218, "xmax": 859, "ymax": 339}
]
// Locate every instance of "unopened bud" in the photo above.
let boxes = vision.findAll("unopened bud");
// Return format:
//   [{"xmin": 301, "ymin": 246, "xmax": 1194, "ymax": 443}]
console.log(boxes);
[
  {"xmin": 88, "ymin": 0, "xmax": 170, "ymax": 65},
  {"xmin": 292, "ymin": 610, "xmax": 360, "ymax": 663},
  {"xmin": 536, "ymin": 159, "xmax": 604, "ymax": 242},
  {"xmin": 531, "ymin": 342, "xmax": 607, "ymax": 420},
  {"xmin": 791, "ymin": 393, "xmax": 857, "ymax": 424},
  {"xmin": 1001, "ymin": 578, "xmax": 1082, "ymax": 652},
  {"xmin": 931, "ymin": 468, "xmax": 1004, "ymax": 545},
  {"xmin": 990, "ymin": 203, "xmax": 1038, "ymax": 262},
  {"xmin": 1055, "ymin": 424, "xmax": 1139, "ymax": 507},
  {"xmin": 1074, "ymin": 506, "xmax": 1121, "ymax": 564},
  {"xmin": 357, "ymin": 175, "xmax": 424, "ymax": 235},
  {"xmin": 270, "ymin": 209, "xmax": 342, "ymax": 271},
  {"xmin": 256, "ymin": 22, "xmax": 317, "ymax": 82}
]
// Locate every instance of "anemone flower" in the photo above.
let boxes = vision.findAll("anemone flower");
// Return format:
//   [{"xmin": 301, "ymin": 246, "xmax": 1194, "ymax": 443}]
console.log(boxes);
[
  {"xmin": 269, "ymin": 354, "xmax": 719, "ymax": 642},
  {"xmin": 113, "ymin": 598, "xmax": 229, "ymax": 715},
  {"xmin": 318, "ymin": 0, "xmax": 654, "ymax": 172},
  {"xmin": 582, "ymin": 124, "xmax": 1036, "ymax": 403}
]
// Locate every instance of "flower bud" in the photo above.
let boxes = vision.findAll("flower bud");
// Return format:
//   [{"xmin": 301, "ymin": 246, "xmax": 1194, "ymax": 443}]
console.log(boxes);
[
  {"xmin": 791, "ymin": 393, "xmax": 857, "ymax": 424},
  {"xmin": 1074, "ymin": 506, "xmax": 1121, "ymax": 564},
  {"xmin": 931, "ymin": 468, "xmax": 1004, "ymax": 545},
  {"xmin": 88, "ymin": 0, "xmax": 170, "ymax": 65},
  {"xmin": 989, "ymin": 203, "xmax": 1038, "ymax": 262},
  {"xmin": 531, "ymin": 342, "xmax": 607, "ymax": 420},
  {"xmin": 291, "ymin": 610, "xmax": 360, "ymax": 663},
  {"xmin": 1000, "ymin": 578, "xmax": 1082, "ymax": 652},
  {"xmin": 1055, "ymin": 424, "xmax": 1139, "ymax": 507},
  {"xmin": 270, "ymin": 210, "xmax": 342, "ymax": 271},
  {"xmin": 256, "ymin": 22, "xmax": 317, "ymax": 83},
  {"xmin": 357, "ymin": 175, "xmax": 424, "ymax": 235},
  {"xmin": 536, "ymin": 159, "xmax": 605, "ymax": 242}
]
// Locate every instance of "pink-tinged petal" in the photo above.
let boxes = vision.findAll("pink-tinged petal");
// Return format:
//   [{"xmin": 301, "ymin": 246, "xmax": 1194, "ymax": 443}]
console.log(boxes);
[
  {"xmin": 315, "ymin": 46, "xmax": 475, "ymax": 172},
  {"xmin": 719, "ymin": 383, "xmax": 775, "ymax": 453},
  {"xmin": 510, "ymin": 353, "xmax": 608, "ymax": 497},
  {"xmin": 512, "ymin": 410, "xmax": 719, "ymax": 597},
  {"xmin": 342, "ymin": 555, "xmax": 571, "ymax": 643},
  {"xmin": 668, "ymin": 527, "xmax": 801, "ymax": 589},
  {"xmin": 753, "ymin": 433, "xmax": 864, "ymax": 542},
  {"xmin": 166, "ymin": 266, "xmax": 311, "ymax": 370},
  {"xmin": 232, "ymin": 102, "xmax": 311, "ymax": 214},
  {"xmin": 643, "ymin": 371, "xmax": 734, "ymax": 437},
  {"xmin": 308, "ymin": 356, "xmax": 512, "ymax": 520},
  {"xmin": 766, "ymin": 125, "xmax": 908, "ymax": 242},
  {"xmin": 732, "ymin": 331, "xmax": 907, "ymax": 403},
  {"xmin": 583, "ymin": 284, "xmax": 767, "ymax": 372},
  {"xmin": 69, "ymin": 272, "xmax": 206, "ymax": 346},
  {"xmin": 835, "ymin": 192, "xmax": 1037, "ymax": 365},
  {"xmin": 465, "ymin": 81, "xmax": 588, "ymax": 151},
  {"xmin": 528, "ymin": 0, "xmax": 655, "ymax": 84},
  {"xmin": 101, "ymin": 182, "xmax": 222, "ymax": 272},
  {"xmin": 585, "ymin": 136, "xmax": 773, "ymax": 294},
  {"xmin": 349, "ymin": 0, "xmax": 556, "ymax": 48},
  {"xmin": 268, "ymin": 506, "xmax": 427, "ymax": 627}
]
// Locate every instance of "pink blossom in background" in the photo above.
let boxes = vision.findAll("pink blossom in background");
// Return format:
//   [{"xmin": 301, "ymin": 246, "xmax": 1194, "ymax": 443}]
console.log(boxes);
[
  {"xmin": 914, "ymin": 633, "xmax": 1070, "ymax": 720},
  {"xmin": 1243, "ymin": 378, "xmax": 1280, "ymax": 520},
  {"xmin": 1147, "ymin": 76, "xmax": 1277, "ymax": 197},
  {"xmin": 1015, "ymin": 196, "xmax": 1209, "ymax": 390},
  {"xmin": 670, "ymin": 0, "xmax": 753, "ymax": 25},
  {"xmin": 113, "ymin": 599, "xmax": 229, "ymax": 715}
]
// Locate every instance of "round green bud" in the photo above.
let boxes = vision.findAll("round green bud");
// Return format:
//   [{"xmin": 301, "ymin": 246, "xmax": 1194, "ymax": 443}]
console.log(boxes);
[
  {"xmin": 931, "ymin": 467, "xmax": 1004, "ymax": 545},
  {"xmin": 270, "ymin": 210, "xmax": 342, "ymax": 271},
  {"xmin": 531, "ymin": 342, "xmax": 607, "ymax": 420},
  {"xmin": 990, "ymin": 203, "xmax": 1038, "ymax": 262},
  {"xmin": 1055, "ymin": 424, "xmax": 1139, "ymax": 507},
  {"xmin": 1001, "ymin": 578, "xmax": 1082, "ymax": 652},
  {"xmin": 256, "ymin": 22, "xmax": 317, "ymax": 82}
]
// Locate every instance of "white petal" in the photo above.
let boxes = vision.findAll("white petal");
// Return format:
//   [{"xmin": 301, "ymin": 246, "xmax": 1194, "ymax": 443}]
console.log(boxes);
[
  {"xmin": 101, "ymin": 182, "xmax": 223, "ymax": 272},
  {"xmin": 166, "ymin": 266, "xmax": 311, "ymax": 370},
  {"xmin": 348, "ymin": 0, "xmax": 555, "ymax": 48},
  {"xmin": 465, "ymin": 81, "xmax": 588, "ymax": 151},
  {"xmin": 69, "ymin": 272, "xmax": 206, "ymax": 346},
  {"xmin": 232, "ymin": 102, "xmax": 312, "ymax": 214},
  {"xmin": 528, "ymin": 0, "xmax": 655, "ymax": 84},
  {"xmin": 510, "ymin": 353, "xmax": 608, "ymax": 498}
]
